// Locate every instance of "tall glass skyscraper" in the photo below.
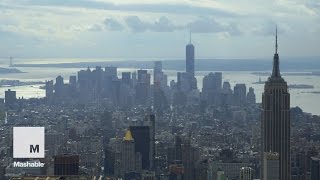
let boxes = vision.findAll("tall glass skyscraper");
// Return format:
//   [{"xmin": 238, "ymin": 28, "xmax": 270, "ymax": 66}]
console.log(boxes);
[
  {"xmin": 186, "ymin": 32, "xmax": 195, "ymax": 77},
  {"xmin": 261, "ymin": 28, "xmax": 291, "ymax": 180}
]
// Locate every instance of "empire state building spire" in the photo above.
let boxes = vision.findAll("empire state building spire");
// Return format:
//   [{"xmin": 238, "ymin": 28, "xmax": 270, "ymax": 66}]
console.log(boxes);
[
  {"xmin": 276, "ymin": 27, "xmax": 278, "ymax": 54},
  {"xmin": 272, "ymin": 27, "xmax": 281, "ymax": 78},
  {"xmin": 261, "ymin": 26, "xmax": 291, "ymax": 180}
]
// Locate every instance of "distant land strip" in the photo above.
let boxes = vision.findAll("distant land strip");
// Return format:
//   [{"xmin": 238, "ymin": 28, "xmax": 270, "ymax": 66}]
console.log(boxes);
[{"xmin": 12, "ymin": 58, "xmax": 320, "ymax": 71}]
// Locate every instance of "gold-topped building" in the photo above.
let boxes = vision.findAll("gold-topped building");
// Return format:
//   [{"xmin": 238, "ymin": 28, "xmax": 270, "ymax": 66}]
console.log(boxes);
[
  {"xmin": 123, "ymin": 129, "xmax": 134, "ymax": 141},
  {"xmin": 120, "ymin": 129, "xmax": 135, "ymax": 177},
  {"xmin": 114, "ymin": 129, "xmax": 142, "ymax": 178}
]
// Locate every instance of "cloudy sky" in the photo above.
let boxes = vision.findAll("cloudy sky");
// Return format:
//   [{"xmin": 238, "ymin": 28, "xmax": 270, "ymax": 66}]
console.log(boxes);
[{"xmin": 0, "ymin": 0, "xmax": 319, "ymax": 60}]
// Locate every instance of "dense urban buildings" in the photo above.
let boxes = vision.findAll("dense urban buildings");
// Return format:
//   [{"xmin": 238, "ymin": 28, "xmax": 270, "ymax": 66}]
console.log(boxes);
[{"xmin": 0, "ymin": 29, "xmax": 319, "ymax": 180}]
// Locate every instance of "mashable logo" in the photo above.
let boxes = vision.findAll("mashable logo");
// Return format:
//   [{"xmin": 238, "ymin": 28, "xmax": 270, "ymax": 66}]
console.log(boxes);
[{"xmin": 13, "ymin": 127, "xmax": 45, "ymax": 158}]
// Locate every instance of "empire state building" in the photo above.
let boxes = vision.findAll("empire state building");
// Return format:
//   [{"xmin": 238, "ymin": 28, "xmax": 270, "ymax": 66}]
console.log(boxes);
[{"xmin": 261, "ymin": 29, "xmax": 291, "ymax": 180}]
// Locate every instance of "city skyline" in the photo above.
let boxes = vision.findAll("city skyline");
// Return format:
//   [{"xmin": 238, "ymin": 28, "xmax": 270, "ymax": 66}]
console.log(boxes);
[
  {"xmin": 0, "ymin": 1, "xmax": 320, "ymax": 179},
  {"xmin": 0, "ymin": 0, "xmax": 319, "ymax": 60},
  {"xmin": 0, "ymin": 26, "xmax": 319, "ymax": 179}
]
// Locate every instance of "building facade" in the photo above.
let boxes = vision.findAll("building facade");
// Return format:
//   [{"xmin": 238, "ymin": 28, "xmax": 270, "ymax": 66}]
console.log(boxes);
[
  {"xmin": 239, "ymin": 167, "xmax": 254, "ymax": 180},
  {"xmin": 261, "ymin": 29, "xmax": 291, "ymax": 180}
]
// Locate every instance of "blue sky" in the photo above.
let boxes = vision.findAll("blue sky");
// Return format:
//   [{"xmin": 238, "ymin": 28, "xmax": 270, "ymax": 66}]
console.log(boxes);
[{"xmin": 0, "ymin": 0, "xmax": 319, "ymax": 60}]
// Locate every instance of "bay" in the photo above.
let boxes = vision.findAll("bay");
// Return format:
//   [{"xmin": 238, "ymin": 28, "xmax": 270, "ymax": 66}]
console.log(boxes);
[{"xmin": 0, "ymin": 67, "xmax": 319, "ymax": 115}]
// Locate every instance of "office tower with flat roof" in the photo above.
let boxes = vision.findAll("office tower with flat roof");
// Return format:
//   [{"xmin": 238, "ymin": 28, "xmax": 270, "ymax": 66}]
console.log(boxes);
[
  {"xmin": 202, "ymin": 72, "xmax": 222, "ymax": 105},
  {"xmin": 104, "ymin": 145, "xmax": 115, "ymax": 177},
  {"xmin": 182, "ymin": 136, "xmax": 199, "ymax": 180},
  {"xmin": 154, "ymin": 61, "xmax": 168, "ymax": 88},
  {"xmin": 129, "ymin": 126, "xmax": 151, "ymax": 170},
  {"xmin": 69, "ymin": 75, "xmax": 76, "ymax": 85},
  {"xmin": 261, "ymin": 28, "xmax": 290, "ymax": 180},
  {"xmin": 69, "ymin": 76, "xmax": 77, "ymax": 97},
  {"xmin": 177, "ymin": 72, "xmax": 197, "ymax": 92},
  {"xmin": 5, "ymin": 89, "xmax": 16, "ymax": 108},
  {"xmin": 202, "ymin": 73, "xmax": 218, "ymax": 92},
  {"xmin": 154, "ymin": 61, "xmax": 163, "ymax": 85},
  {"xmin": 105, "ymin": 66, "xmax": 118, "ymax": 79},
  {"xmin": 233, "ymin": 84, "xmax": 247, "ymax": 106},
  {"xmin": 45, "ymin": 80, "xmax": 54, "ymax": 99},
  {"xmin": 145, "ymin": 114, "xmax": 156, "ymax": 171},
  {"xmin": 122, "ymin": 72, "xmax": 131, "ymax": 86},
  {"xmin": 55, "ymin": 75, "xmax": 64, "ymax": 98},
  {"xmin": 311, "ymin": 157, "xmax": 320, "ymax": 180},
  {"xmin": 137, "ymin": 69, "xmax": 149, "ymax": 83},
  {"xmin": 263, "ymin": 152, "xmax": 280, "ymax": 180},
  {"xmin": 136, "ymin": 69, "xmax": 151, "ymax": 105}
]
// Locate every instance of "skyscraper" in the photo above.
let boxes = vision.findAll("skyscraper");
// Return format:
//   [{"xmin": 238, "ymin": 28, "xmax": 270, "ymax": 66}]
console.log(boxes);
[
  {"xmin": 104, "ymin": 145, "xmax": 115, "ymax": 177},
  {"xmin": 119, "ymin": 129, "xmax": 136, "ymax": 177},
  {"xmin": 5, "ymin": 89, "xmax": 16, "ymax": 108},
  {"xmin": 246, "ymin": 87, "xmax": 256, "ymax": 104},
  {"xmin": 186, "ymin": 31, "xmax": 195, "ymax": 77},
  {"xmin": 69, "ymin": 75, "xmax": 77, "ymax": 86},
  {"xmin": 154, "ymin": 61, "xmax": 163, "ymax": 86},
  {"xmin": 129, "ymin": 126, "xmax": 151, "ymax": 170},
  {"xmin": 202, "ymin": 72, "xmax": 222, "ymax": 92},
  {"xmin": 45, "ymin": 80, "xmax": 54, "ymax": 99},
  {"xmin": 136, "ymin": 69, "xmax": 151, "ymax": 105},
  {"xmin": 148, "ymin": 114, "xmax": 155, "ymax": 170},
  {"xmin": 182, "ymin": 136, "xmax": 199, "ymax": 180},
  {"xmin": 261, "ymin": 28, "xmax": 291, "ymax": 180},
  {"xmin": 122, "ymin": 72, "xmax": 131, "ymax": 86},
  {"xmin": 105, "ymin": 66, "xmax": 117, "ymax": 79},
  {"xmin": 311, "ymin": 157, "xmax": 320, "ymax": 180},
  {"xmin": 54, "ymin": 154, "xmax": 79, "ymax": 176},
  {"xmin": 55, "ymin": 75, "xmax": 64, "ymax": 97},
  {"xmin": 233, "ymin": 84, "xmax": 247, "ymax": 106},
  {"xmin": 202, "ymin": 72, "xmax": 222, "ymax": 105}
]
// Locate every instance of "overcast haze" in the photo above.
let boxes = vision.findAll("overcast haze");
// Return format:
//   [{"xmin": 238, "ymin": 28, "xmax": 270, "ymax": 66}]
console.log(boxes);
[{"xmin": 0, "ymin": 0, "xmax": 319, "ymax": 60}]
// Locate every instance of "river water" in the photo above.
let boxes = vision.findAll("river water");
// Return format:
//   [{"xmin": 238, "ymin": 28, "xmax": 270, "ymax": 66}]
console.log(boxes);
[{"xmin": 0, "ymin": 67, "xmax": 319, "ymax": 115}]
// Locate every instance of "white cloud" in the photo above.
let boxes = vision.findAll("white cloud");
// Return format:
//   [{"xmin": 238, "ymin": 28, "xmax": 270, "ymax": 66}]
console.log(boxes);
[
  {"xmin": 104, "ymin": 18, "xmax": 124, "ymax": 31},
  {"xmin": 0, "ymin": 0, "xmax": 319, "ymax": 59}
]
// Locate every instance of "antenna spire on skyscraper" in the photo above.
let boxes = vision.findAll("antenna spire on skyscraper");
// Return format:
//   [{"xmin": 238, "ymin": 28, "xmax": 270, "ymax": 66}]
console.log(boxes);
[
  {"xmin": 189, "ymin": 29, "xmax": 192, "ymax": 44},
  {"xmin": 272, "ymin": 26, "xmax": 281, "ymax": 78},
  {"xmin": 276, "ymin": 26, "xmax": 278, "ymax": 54}
]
